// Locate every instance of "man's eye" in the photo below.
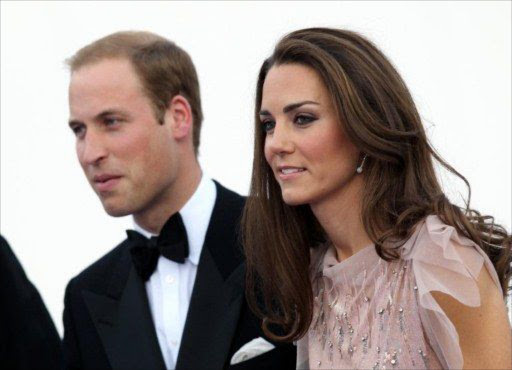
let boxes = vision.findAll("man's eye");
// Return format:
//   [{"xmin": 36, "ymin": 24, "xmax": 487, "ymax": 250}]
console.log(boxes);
[
  {"xmin": 295, "ymin": 115, "xmax": 316, "ymax": 126},
  {"xmin": 104, "ymin": 118, "xmax": 120, "ymax": 126},
  {"xmin": 262, "ymin": 120, "xmax": 275, "ymax": 133},
  {"xmin": 71, "ymin": 125, "xmax": 85, "ymax": 138}
]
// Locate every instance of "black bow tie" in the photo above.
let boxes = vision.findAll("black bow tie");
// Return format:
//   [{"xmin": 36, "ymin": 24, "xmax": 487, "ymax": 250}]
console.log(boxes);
[{"xmin": 128, "ymin": 212, "xmax": 189, "ymax": 281}]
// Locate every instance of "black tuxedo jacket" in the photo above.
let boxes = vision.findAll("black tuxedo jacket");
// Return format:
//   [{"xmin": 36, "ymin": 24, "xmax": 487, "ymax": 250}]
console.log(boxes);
[
  {"xmin": 0, "ymin": 234, "xmax": 63, "ymax": 369},
  {"xmin": 63, "ymin": 181, "xmax": 296, "ymax": 370}
]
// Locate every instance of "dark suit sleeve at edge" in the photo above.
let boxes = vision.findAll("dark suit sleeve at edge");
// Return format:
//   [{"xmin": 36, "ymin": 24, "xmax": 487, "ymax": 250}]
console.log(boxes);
[
  {"xmin": 0, "ymin": 234, "xmax": 63, "ymax": 369},
  {"xmin": 63, "ymin": 278, "xmax": 83, "ymax": 370}
]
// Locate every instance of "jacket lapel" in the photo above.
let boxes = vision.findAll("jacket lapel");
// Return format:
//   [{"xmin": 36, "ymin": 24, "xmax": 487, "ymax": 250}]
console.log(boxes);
[
  {"xmin": 82, "ymin": 245, "xmax": 166, "ymax": 370},
  {"xmin": 176, "ymin": 182, "xmax": 246, "ymax": 370}
]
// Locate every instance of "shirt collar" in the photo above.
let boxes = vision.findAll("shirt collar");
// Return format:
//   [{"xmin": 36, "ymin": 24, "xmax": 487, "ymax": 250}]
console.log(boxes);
[{"xmin": 132, "ymin": 174, "xmax": 217, "ymax": 266}]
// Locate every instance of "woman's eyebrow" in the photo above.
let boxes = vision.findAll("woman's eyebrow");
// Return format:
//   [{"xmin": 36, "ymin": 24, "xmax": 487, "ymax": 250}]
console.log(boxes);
[
  {"xmin": 259, "ymin": 100, "xmax": 319, "ymax": 117},
  {"xmin": 283, "ymin": 100, "xmax": 319, "ymax": 113}
]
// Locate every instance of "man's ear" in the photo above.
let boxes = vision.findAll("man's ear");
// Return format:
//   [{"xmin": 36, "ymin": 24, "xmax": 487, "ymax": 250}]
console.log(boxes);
[{"xmin": 164, "ymin": 95, "xmax": 193, "ymax": 141}]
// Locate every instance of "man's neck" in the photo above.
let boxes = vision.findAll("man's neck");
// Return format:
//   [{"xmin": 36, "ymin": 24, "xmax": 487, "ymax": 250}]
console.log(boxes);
[{"xmin": 133, "ymin": 162, "xmax": 202, "ymax": 234}]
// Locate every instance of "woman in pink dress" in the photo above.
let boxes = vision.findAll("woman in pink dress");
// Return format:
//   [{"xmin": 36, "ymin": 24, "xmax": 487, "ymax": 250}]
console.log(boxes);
[{"xmin": 242, "ymin": 28, "xmax": 511, "ymax": 369}]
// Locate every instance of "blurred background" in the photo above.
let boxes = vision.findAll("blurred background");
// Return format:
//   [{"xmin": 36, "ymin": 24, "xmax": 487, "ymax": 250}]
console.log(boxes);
[{"xmin": 1, "ymin": 1, "xmax": 510, "ymax": 333}]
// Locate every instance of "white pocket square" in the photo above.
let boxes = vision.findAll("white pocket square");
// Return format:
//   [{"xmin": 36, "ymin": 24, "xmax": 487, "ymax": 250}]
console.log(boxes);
[{"xmin": 229, "ymin": 337, "xmax": 275, "ymax": 365}]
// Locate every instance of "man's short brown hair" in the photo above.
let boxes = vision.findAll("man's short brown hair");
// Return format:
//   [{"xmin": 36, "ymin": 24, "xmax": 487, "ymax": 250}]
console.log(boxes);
[{"xmin": 67, "ymin": 31, "xmax": 203, "ymax": 154}]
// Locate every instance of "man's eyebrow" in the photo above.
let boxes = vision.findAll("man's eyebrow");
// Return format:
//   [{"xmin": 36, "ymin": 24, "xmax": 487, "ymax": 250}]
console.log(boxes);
[
  {"xmin": 68, "ymin": 109, "xmax": 128, "ymax": 128},
  {"xmin": 68, "ymin": 119, "xmax": 83, "ymax": 128},
  {"xmin": 95, "ymin": 109, "xmax": 125, "ymax": 120},
  {"xmin": 259, "ymin": 100, "xmax": 320, "ymax": 116}
]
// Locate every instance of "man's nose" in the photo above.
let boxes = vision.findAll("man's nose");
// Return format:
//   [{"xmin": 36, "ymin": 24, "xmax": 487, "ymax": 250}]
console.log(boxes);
[{"xmin": 78, "ymin": 131, "xmax": 108, "ymax": 166}]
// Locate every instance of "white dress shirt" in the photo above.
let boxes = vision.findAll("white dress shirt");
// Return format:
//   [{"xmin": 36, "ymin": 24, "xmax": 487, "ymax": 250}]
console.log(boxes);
[{"xmin": 133, "ymin": 175, "xmax": 216, "ymax": 370}]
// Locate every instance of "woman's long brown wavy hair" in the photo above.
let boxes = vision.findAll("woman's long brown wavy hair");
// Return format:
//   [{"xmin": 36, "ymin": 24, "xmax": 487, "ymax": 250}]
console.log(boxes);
[{"xmin": 241, "ymin": 27, "xmax": 512, "ymax": 342}]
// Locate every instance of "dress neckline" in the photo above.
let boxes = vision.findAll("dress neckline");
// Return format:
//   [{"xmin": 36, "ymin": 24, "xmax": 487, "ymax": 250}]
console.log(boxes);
[{"xmin": 322, "ymin": 242, "xmax": 379, "ymax": 280}]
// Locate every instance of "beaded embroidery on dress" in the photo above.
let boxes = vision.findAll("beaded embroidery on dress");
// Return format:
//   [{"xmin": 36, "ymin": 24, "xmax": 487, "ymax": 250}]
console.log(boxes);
[{"xmin": 296, "ymin": 215, "xmax": 502, "ymax": 369}]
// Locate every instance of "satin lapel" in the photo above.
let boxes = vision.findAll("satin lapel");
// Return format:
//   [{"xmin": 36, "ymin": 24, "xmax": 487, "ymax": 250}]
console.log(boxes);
[
  {"xmin": 176, "ymin": 182, "xmax": 246, "ymax": 370},
  {"xmin": 176, "ymin": 248, "xmax": 244, "ymax": 370},
  {"xmin": 83, "ymin": 258, "xmax": 166, "ymax": 370}
]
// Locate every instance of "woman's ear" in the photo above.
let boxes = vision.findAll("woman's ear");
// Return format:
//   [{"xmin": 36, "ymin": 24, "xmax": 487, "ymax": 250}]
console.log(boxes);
[{"xmin": 164, "ymin": 95, "xmax": 193, "ymax": 141}]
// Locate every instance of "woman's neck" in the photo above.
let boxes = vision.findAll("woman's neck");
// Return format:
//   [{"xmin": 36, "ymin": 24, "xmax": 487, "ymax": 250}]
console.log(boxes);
[{"xmin": 310, "ymin": 176, "xmax": 372, "ymax": 262}]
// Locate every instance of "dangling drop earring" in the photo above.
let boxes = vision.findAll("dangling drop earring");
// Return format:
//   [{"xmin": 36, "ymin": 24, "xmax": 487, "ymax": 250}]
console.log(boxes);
[{"xmin": 356, "ymin": 155, "xmax": 367, "ymax": 174}]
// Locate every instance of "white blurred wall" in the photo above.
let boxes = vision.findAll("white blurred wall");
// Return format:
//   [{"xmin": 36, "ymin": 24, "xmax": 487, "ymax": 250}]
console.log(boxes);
[{"xmin": 1, "ymin": 1, "xmax": 510, "ymax": 334}]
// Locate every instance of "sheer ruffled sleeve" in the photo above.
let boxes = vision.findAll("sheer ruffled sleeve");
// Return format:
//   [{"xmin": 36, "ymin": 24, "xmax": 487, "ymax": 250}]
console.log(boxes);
[{"xmin": 401, "ymin": 215, "xmax": 502, "ymax": 369}]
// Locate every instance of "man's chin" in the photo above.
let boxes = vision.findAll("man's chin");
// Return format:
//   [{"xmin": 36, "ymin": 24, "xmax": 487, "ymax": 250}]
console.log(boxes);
[{"xmin": 101, "ymin": 202, "xmax": 133, "ymax": 217}]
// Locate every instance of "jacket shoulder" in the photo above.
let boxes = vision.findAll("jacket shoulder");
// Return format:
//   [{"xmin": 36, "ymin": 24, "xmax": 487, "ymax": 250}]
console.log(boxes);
[
  {"xmin": 213, "ymin": 180, "xmax": 246, "ymax": 210},
  {"xmin": 66, "ymin": 238, "xmax": 131, "ymax": 295}
]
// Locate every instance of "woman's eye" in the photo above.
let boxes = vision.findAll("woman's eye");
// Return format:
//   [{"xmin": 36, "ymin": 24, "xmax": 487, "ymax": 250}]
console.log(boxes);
[
  {"xmin": 262, "ymin": 120, "xmax": 276, "ymax": 133},
  {"xmin": 295, "ymin": 115, "xmax": 316, "ymax": 126}
]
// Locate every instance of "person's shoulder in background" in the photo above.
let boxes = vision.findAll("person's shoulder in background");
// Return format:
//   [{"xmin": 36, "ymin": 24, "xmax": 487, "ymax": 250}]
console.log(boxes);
[{"xmin": 0, "ymin": 234, "xmax": 63, "ymax": 370}]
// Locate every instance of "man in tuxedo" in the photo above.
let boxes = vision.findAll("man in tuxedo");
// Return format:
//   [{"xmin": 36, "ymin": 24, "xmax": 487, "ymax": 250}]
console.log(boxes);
[
  {"xmin": 63, "ymin": 31, "xmax": 296, "ymax": 370},
  {"xmin": 0, "ymin": 234, "xmax": 63, "ymax": 369}
]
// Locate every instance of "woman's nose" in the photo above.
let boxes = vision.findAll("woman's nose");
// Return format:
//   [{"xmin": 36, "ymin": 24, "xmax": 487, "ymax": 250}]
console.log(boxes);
[{"xmin": 265, "ymin": 121, "xmax": 295, "ymax": 156}]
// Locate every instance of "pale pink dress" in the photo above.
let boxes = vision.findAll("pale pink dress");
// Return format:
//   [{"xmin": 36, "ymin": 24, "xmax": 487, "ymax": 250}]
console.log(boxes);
[{"xmin": 296, "ymin": 215, "xmax": 503, "ymax": 369}]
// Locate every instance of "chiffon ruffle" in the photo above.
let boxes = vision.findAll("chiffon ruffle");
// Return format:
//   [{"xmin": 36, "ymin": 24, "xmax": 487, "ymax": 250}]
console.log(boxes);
[
  {"xmin": 401, "ymin": 215, "xmax": 501, "ymax": 369},
  {"xmin": 297, "ymin": 215, "xmax": 501, "ymax": 369}
]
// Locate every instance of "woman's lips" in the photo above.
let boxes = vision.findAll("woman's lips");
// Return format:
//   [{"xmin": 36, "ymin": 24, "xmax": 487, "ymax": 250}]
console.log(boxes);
[{"xmin": 277, "ymin": 167, "xmax": 306, "ymax": 181}]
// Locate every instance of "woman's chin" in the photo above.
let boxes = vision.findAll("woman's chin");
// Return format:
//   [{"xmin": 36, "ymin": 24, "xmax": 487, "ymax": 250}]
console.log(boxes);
[{"xmin": 281, "ymin": 191, "xmax": 310, "ymax": 206}]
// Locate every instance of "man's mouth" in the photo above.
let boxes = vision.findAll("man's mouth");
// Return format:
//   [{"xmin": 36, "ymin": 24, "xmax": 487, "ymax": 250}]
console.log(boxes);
[{"xmin": 93, "ymin": 174, "xmax": 122, "ymax": 192}]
